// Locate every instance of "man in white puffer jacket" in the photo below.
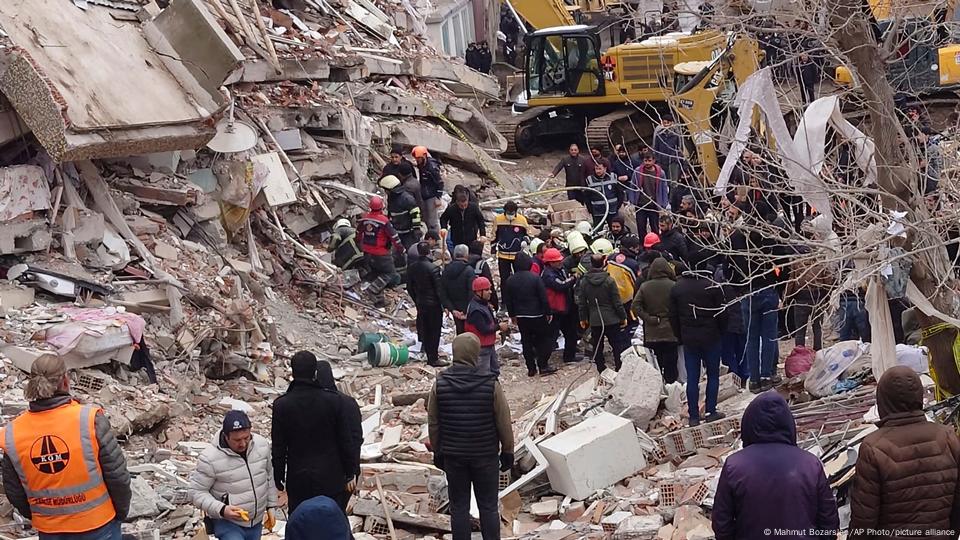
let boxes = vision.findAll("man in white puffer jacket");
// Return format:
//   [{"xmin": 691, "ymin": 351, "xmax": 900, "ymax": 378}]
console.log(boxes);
[{"xmin": 189, "ymin": 410, "xmax": 278, "ymax": 540}]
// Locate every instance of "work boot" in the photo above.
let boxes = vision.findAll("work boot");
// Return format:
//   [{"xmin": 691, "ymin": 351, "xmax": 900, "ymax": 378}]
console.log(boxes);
[
  {"xmin": 540, "ymin": 366, "xmax": 558, "ymax": 376},
  {"xmin": 689, "ymin": 417, "xmax": 701, "ymax": 427},
  {"xmin": 705, "ymin": 411, "xmax": 726, "ymax": 423},
  {"xmin": 748, "ymin": 380, "xmax": 763, "ymax": 394},
  {"xmin": 427, "ymin": 359, "xmax": 450, "ymax": 368},
  {"xmin": 760, "ymin": 378, "xmax": 775, "ymax": 392},
  {"xmin": 527, "ymin": 368, "xmax": 538, "ymax": 377},
  {"xmin": 769, "ymin": 374, "xmax": 783, "ymax": 386}
]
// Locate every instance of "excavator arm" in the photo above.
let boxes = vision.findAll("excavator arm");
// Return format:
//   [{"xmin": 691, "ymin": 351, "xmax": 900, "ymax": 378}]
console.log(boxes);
[
  {"xmin": 668, "ymin": 34, "xmax": 762, "ymax": 184},
  {"xmin": 505, "ymin": 0, "xmax": 578, "ymax": 31}
]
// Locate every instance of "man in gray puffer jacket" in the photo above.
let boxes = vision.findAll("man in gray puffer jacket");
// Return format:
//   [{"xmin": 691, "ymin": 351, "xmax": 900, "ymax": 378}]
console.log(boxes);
[{"xmin": 189, "ymin": 410, "xmax": 278, "ymax": 540}]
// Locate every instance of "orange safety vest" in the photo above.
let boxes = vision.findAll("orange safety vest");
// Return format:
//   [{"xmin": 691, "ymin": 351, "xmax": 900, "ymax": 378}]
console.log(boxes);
[{"xmin": 0, "ymin": 401, "xmax": 115, "ymax": 533}]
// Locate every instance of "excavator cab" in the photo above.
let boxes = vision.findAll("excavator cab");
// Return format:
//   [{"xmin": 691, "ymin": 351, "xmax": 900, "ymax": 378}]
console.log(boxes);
[{"xmin": 525, "ymin": 26, "xmax": 605, "ymax": 100}]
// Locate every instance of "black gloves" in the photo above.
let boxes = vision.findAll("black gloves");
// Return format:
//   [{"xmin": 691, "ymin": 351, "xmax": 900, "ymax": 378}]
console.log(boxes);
[
  {"xmin": 433, "ymin": 453, "xmax": 445, "ymax": 470},
  {"xmin": 499, "ymin": 452, "xmax": 514, "ymax": 472}
]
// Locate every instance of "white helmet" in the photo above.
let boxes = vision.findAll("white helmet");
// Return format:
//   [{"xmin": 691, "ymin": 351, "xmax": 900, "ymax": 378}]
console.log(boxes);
[
  {"xmin": 575, "ymin": 221, "xmax": 593, "ymax": 235},
  {"xmin": 379, "ymin": 175, "xmax": 401, "ymax": 190},
  {"xmin": 528, "ymin": 237, "xmax": 545, "ymax": 256},
  {"xmin": 591, "ymin": 238, "xmax": 614, "ymax": 255},
  {"xmin": 566, "ymin": 231, "xmax": 588, "ymax": 254},
  {"xmin": 334, "ymin": 218, "xmax": 352, "ymax": 229}
]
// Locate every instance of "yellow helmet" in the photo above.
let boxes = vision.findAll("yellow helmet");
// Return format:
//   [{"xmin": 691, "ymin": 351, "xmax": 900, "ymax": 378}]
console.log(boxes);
[
  {"xmin": 379, "ymin": 175, "xmax": 401, "ymax": 190},
  {"xmin": 591, "ymin": 238, "xmax": 614, "ymax": 255},
  {"xmin": 566, "ymin": 231, "xmax": 588, "ymax": 254}
]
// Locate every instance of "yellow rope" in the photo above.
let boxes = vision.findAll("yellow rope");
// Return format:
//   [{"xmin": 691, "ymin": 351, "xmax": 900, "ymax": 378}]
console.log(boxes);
[
  {"xmin": 921, "ymin": 323, "xmax": 960, "ymax": 401},
  {"xmin": 418, "ymin": 97, "xmax": 505, "ymax": 188}
]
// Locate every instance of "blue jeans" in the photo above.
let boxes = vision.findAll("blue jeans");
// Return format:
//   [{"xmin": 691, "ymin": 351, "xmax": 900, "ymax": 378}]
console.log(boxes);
[
  {"xmin": 684, "ymin": 343, "xmax": 722, "ymax": 421},
  {"xmin": 838, "ymin": 297, "xmax": 871, "ymax": 342},
  {"xmin": 721, "ymin": 331, "xmax": 748, "ymax": 381},
  {"xmin": 742, "ymin": 289, "xmax": 779, "ymax": 383},
  {"xmin": 40, "ymin": 521, "xmax": 121, "ymax": 540},
  {"xmin": 213, "ymin": 520, "xmax": 263, "ymax": 540}
]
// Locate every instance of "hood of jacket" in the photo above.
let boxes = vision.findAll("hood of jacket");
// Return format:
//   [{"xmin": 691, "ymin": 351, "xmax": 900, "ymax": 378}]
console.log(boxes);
[
  {"xmin": 287, "ymin": 496, "xmax": 352, "ymax": 540},
  {"xmin": 440, "ymin": 333, "xmax": 497, "ymax": 391},
  {"xmin": 316, "ymin": 361, "xmax": 337, "ymax": 391},
  {"xmin": 741, "ymin": 391, "xmax": 796, "ymax": 446},
  {"xmin": 877, "ymin": 365, "xmax": 925, "ymax": 424},
  {"xmin": 583, "ymin": 268, "xmax": 611, "ymax": 286},
  {"xmin": 648, "ymin": 257, "xmax": 675, "ymax": 280}
]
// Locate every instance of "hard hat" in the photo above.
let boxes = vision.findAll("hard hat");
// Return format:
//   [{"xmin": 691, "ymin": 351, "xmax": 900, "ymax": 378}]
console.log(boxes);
[
  {"xmin": 566, "ymin": 231, "xmax": 588, "ymax": 254},
  {"xmin": 528, "ymin": 237, "xmax": 545, "ymax": 255},
  {"xmin": 591, "ymin": 238, "xmax": 614, "ymax": 255},
  {"xmin": 575, "ymin": 221, "xmax": 593, "ymax": 235},
  {"xmin": 643, "ymin": 232, "xmax": 661, "ymax": 249},
  {"xmin": 334, "ymin": 218, "xmax": 351, "ymax": 230},
  {"xmin": 472, "ymin": 276, "xmax": 492, "ymax": 292},
  {"xmin": 379, "ymin": 175, "xmax": 401, "ymax": 190},
  {"xmin": 369, "ymin": 195, "xmax": 384, "ymax": 212},
  {"xmin": 543, "ymin": 248, "xmax": 564, "ymax": 263},
  {"xmin": 412, "ymin": 146, "xmax": 429, "ymax": 159}
]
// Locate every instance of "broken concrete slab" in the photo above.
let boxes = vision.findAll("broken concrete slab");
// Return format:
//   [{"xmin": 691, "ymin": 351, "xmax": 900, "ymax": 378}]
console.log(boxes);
[
  {"xmin": 530, "ymin": 499, "xmax": 559, "ymax": 520},
  {"xmin": 113, "ymin": 178, "xmax": 202, "ymax": 207},
  {"xmin": 251, "ymin": 152, "xmax": 298, "ymax": 207},
  {"xmin": 153, "ymin": 241, "xmax": 179, "ymax": 261},
  {"xmin": 2, "ymin": 346, "xmax": 59, "ymax": 373},
  {"xmin": 606, "ymin": 347, "xmax": 663, "ymax": 430},
  {"xmin": 538, "ymin": 412, "xmax": 647, "ymax": 500},
  {"xmin": 0, "ymin": 0, "xmax": 232, "ymax": 161},
  {"xmin": 388, "ymin": 123, "xmax": 511, "ymax": 184},
  {"xmin": 0, "ymin": 218, "xmax": 53, "ymax": 255},
  {"xmin": 128, "ymin": 475, "xmax": 175, "ymax": 519},
  {"xmin": 615, "ymin": 515, "xmax": 664, "ymax": 539},
  {"xmin": 0, "ymin": 283, "xmax": 35, "ymax": 315},
  {"xmin": 126, "ymin": 215, "xmax": 163, "ymax": 236}
]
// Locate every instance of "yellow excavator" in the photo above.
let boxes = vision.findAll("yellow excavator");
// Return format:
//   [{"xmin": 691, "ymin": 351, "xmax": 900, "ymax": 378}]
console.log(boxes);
[
  {"xmin": 668, "ymin": 34, "xmax": 763, "ymax": 184},
  {"xmin": 497, "ymin": 20, "xmax": 764, "ymax": 157}
]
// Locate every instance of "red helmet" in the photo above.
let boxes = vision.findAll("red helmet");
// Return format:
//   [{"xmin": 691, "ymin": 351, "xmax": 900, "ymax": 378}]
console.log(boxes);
[
  {"xmin": 542, "ymin": 248, "xmax": 564, "ymax": 263},
  {"xmin": 369, "ymin": 196, "xmax": 384, "ymax": 212},
  {"xmin": 412, "ymin": 146, "xmax": 429, "ymax": 159},
  {"xmin": 472, "ymin": 276, "xmax": 492, "ymax": 292},
  {"xmin": 643, "ymin": 232, "xmax": 661, "ymax": 249}
]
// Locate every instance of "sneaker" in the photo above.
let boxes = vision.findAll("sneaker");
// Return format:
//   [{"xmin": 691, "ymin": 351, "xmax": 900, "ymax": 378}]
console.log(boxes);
[
  {"xmin": 527, "ymin": 369, "xmax": 538, "ymax": 377},
  {"xmin": 427, "ymin": 359, "xmax": 450, "ymax": 368},
  {"xmin": 705, "ymin": 412, "xmax": 726, "ymax": 423},
  {"xmin": 689, "ymin": 418, "xmax": 701, "ymax": 427},
  {"xmin": 540, "ymin": 366, "xmax": 558, "ymax": 376}
]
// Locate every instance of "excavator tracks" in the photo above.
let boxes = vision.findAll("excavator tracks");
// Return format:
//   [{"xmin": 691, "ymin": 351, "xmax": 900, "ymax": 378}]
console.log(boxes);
[
  {"xmin": 497, "ymin": 106, "xmax": 553, "ymax": 157},
  {"xmin": 585, "ymin": 108, "xmax": 657, "ymax": 154}
]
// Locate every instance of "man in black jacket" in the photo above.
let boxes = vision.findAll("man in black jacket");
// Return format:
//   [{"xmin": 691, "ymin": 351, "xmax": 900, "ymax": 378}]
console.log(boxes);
[
  {"xmin": 272, "ymin": 351, "xmax": 355, "ymax": 513},
  {"xmin": 441, "ymin": 245, "xmax": 477, "ymax": 334},
  {"xmin": 414, "ymin": 147, "xmax": 445, "ymax": 234},
  {"xmin": 382, "ymin": 147, "xmax": 422, "ymax": 208},
  {"xmin": 407, "ymin": 242, "xmax": 451, "ymax": 367},
  {"xmin": 669, "ymin": 253, "xmax": 727, "ymax": 426},
  {"xmin": 657, "ymin": 212, "xmax": 688, "ymax": 262},
  {"xmin": 315, "ymin": 361, "xmax": 362, "ymax": 501},
  {"xmin": 441, "ymin": 191, "xmax": 486, "ymax": 247},
  {"xmin": 427, "ymin": 333, "xmax": 513, "ymax": 540},
  {"xmin": 504, "ymin": 255, "xmax": 557, "ymax": 376}
]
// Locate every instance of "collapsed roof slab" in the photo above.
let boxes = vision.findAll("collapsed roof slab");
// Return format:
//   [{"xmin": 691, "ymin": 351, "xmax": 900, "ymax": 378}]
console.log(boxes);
[{"xmin": 0, "ymin": 0, "xmax": 242, "ymax": 162}]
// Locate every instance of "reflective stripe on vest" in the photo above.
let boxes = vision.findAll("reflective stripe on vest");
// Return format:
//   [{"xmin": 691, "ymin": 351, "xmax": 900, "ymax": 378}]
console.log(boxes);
[{"xmin": 1, "ymin": 403, "xmax": 115, "ymax": 533}]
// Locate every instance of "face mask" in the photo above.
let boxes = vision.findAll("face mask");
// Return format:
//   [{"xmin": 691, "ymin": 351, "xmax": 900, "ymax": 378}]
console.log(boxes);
[{"xmin": 506, "ymin": 213, "xmax": 516, "ymax": 219}]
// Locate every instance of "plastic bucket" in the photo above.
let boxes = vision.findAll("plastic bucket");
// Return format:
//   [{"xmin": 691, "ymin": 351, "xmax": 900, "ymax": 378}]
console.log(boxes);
[
  {"xmin": 357, "ymin": 332, "xmax": 389, "ymax": 354},
  {"xmin": 367, "ymin": 342, "xmax": 410, "ymax": 367}
]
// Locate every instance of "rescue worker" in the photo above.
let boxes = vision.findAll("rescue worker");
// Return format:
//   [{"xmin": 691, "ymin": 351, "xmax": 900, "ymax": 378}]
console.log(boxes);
[
  {"xmin": 0, "ymin": 356, "xmax": 131, "ymax": 539},
  {"xmin": 464, "ymin": 277, "xmax": 505, "ymax": 375},
  {"xmin": 542, "ymin": 247, "xmax": 580, "ymax": 363},
  {"xmin": 328, "ymin": 218, "xmax": 364, "ymax": 271},
  {"xmin": 578, "ymin": 254, "xmax": 629, "ymax": 372},
  {"xmin": 190, "ymin": 410, "xmax": 278, "ymax": 540},
  {"xmin": 413, "ymin": 146, "xmax": 444, "ymax": 234},
  {"xmin": 381, "ymin": 147, "xmax": 422, "ymax": 208},
  {"xmin": 379, "ymin": 175, "xmax": 422, "ymax": 249},
  {"xmin": 468, "ymin": 240, "xmax": 499, "ymax": 312},
  {"xmin": 357, "ymin": 196, "xmax": 405, "ymax": 306},
  {"xmin": 491, "ymin": 201, "xmax": 529, "ymax": 292},
  {"xmin": 584, "ymin": 161, "xmax": 624, "ymax": 227},
  {"xmin": 600, "ymin": 238, "xmax": 640, "ymax": 336},
  {"xmin": 563, "ymin": 230, "xmax": 591, "ymax": 277}
]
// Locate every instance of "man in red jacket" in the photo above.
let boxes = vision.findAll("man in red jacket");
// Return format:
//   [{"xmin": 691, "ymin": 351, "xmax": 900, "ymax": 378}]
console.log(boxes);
[
  {"xmin": 464, "ymin": 277, "xmax": 505, "ymax": 375},
  {"xmin": 357, "ymin": 196, "xmax": 404, "ymax": 306},
  {"xmin": 541, "ymin": 248, "xmax": 579, "ymax": 363}
]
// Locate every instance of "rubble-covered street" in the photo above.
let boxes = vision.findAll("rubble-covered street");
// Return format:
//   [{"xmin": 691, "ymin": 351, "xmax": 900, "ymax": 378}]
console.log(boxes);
[{"xmin": 1, "ymin": 0, "xmax": 960, "ymax": 539}]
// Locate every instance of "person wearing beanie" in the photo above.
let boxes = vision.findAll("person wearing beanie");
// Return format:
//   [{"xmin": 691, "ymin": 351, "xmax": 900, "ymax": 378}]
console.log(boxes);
[
  {"xmin": 190, "ymin": 409, "xmax": 278, "ymax": 540},
  {"xmin": 427, "ymin": 333, "xmax": 514, "ymax": 540},
  {"xmin": 0, "ymin": 356, "xmax": 131, "ymax": 539},
  {"xmin": 712, "ymin": 392, "xmax": 838, "ymax": 539},
  {"xmin": 271, "ymin": 351, "xmax": 356, "ymax": 514},
  {"xmin": 849, "ymin": 366, "xmax": 960, "ymax": 537}
]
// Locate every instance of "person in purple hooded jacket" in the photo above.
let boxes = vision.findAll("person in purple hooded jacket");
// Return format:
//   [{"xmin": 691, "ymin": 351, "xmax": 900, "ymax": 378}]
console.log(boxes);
[{"xmin": 712, "ymin": 391, "xmax": 839, "ymax": 539}]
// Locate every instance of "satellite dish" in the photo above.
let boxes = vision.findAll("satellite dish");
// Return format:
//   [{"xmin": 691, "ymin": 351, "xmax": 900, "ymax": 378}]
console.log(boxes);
[{"xmin": 207, "ymin": 119, "xmax": 258, "ymax": 153}]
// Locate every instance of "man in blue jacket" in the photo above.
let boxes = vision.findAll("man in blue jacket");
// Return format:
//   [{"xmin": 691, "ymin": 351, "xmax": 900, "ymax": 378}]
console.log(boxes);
[{"xmin": 712, "ymin": 392, "xmax": 839, "ymax": 539}]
